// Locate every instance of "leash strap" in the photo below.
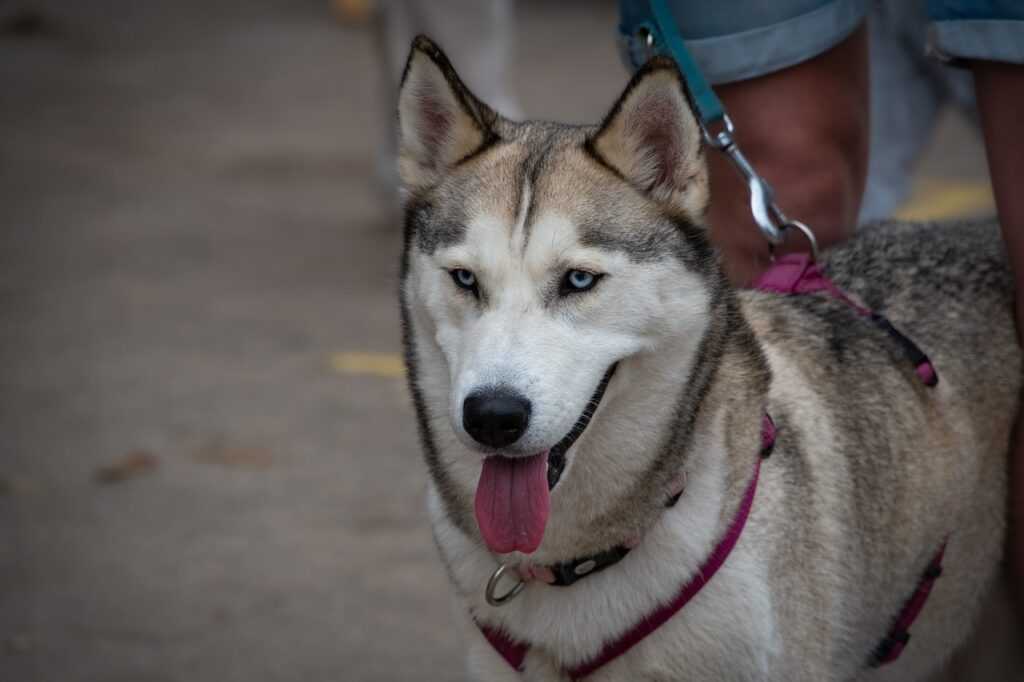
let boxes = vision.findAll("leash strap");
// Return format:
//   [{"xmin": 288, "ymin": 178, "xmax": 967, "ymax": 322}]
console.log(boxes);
[
  {"xmin": 645, "ymin": 0, "xmax": 723, "ymax": 126},
  {"xmin": 635, "ymin": 0, "xmax": 816, "ymax": 254}
]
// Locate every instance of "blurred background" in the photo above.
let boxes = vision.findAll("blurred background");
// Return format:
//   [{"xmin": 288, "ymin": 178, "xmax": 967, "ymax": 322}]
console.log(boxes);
[{"xmin": 0, "ymin": 1, "xmax": 996, "ymax": 680}]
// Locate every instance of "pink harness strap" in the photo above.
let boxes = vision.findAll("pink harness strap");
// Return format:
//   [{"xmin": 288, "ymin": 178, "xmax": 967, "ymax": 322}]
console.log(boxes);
[
  {"xmin": 477, "ymin": 414, "xmax": 774, "ymax": 678},
  {"xmin": 758, "ymin": 253, "xmax": 946, "ymax": 666},
  {"xmin": 478, "ymin": 255, "xmax": 944, "ymax": 677},
  {"xmin": 566, "ymin": 452, "xmax": 763, "ymax": 680},
  {"xmin": 754, "ymin": 254, "xmax": 938, "ymax": 387},
  {"xmin": 478, "ymin": 625, "xmax": 528, "ymax": 672},
  {"xmin": 870, "ymin": 542, "xmax": 947, "ymax": 666}
]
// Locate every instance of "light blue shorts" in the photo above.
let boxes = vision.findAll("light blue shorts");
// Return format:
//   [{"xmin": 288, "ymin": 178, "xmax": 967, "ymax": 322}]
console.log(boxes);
[{"xmin": 618, "ymin": 0, "xmax": 1024, "ymax": 84}]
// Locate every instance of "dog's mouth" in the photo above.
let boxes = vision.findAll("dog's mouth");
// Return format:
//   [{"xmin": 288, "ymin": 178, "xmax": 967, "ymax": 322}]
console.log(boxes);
[
  {"xmin": 546, "ymin": 362, "xmax": 618, "ymax": 490},
  {"xmin": 472, "ymin": 363, "xmax": 618, "ymax": 555}
]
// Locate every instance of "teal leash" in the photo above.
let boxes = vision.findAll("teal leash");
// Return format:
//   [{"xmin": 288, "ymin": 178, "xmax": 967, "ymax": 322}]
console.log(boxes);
[
  {"xmin": 647, "ymin": 0, "xmax": 724, "ymax": 126},
  {"xmin": 638, "ymin": 0, "xmax": 818, "ymax": 258}
]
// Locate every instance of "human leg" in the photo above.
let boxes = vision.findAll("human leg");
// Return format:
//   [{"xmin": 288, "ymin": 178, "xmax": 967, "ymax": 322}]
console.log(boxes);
[
  {"xmin": 974, "ymin": 62, "xmax": 1024, "ymax": 608},
  {"xmin": 707, "ymin": 27, "xmax": 868, "ymax": 284},
  {"xmin": 617, "ymin": 1, "xmax": 869, "ymax": 284},
  {"xmin": 927, "ymin": 0, "xmax": 1024, "ymax": 610}
]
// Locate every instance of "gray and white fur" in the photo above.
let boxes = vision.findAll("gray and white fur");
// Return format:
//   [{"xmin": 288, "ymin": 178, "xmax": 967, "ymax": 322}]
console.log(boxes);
[{"xmin": 397, "ymin": 35, "xmax": 1022, "ymax": 681}]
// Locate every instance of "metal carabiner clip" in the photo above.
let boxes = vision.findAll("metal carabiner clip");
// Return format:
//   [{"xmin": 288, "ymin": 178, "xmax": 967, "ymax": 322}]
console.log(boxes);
[
  {"xmin": 627, "ymin": 7, "xmax": 819, "ymax": 262},
  {"xmin": 702, "ymin": 116, "xmax": 819, "ymax": 261}
]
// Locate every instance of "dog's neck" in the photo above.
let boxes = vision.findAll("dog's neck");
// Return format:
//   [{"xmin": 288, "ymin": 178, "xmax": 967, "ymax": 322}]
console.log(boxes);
[{"xmin": 524, "ymin": 289, "xmax": 772, "ymax": 566}]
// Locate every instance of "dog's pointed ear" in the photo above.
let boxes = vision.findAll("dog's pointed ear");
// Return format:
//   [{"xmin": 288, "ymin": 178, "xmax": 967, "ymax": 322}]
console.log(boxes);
[
  {"xmin": 587, "ymin": 58, "xmax": 708, "ymax": 220},
  {"xmin": 398, "ymin": 35, "xmax": 498, "ymax": 192}
]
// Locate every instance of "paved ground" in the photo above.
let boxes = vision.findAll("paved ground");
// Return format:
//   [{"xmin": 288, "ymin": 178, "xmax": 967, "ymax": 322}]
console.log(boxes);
[{"xmin": 0, "ymin": 2, "xmax": 997, "ymax": 681}]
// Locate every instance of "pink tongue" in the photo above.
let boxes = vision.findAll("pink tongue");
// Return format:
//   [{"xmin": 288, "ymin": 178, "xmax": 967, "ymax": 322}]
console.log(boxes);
[{"xmin": 474, "ymin": 452, "xmax": 550, "ymax": 554}]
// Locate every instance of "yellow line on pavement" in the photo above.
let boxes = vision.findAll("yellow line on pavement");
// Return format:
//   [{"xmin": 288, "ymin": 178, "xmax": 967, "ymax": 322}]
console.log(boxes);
[
  {"xmin": 894, "ymin": 181, "xmax": 994, "ymax": 221},
  {"xmin": 330, "ymin": 352, "xmax": 405, "ymax": 378}
]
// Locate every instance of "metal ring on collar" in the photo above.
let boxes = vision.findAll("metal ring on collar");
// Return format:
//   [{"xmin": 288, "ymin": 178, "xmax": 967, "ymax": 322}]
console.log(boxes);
[{"xmin": 485, "ymin": 563, "xmax": 526, "ymax": 607}]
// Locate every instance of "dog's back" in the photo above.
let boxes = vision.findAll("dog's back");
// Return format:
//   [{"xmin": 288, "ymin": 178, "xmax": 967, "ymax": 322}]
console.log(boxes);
[{"xmin": 742, "ymin": 219, "xmax": 1021, "ymax": 680}]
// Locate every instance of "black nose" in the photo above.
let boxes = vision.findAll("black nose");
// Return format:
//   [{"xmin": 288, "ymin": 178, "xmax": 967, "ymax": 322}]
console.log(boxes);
[{"xmin": 462, "ymin": 389, "xmax": 531, "ymax": 448}]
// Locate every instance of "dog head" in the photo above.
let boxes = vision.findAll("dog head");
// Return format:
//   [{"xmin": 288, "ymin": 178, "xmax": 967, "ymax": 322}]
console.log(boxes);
[{"xmin": 398, "ymin": 36, "xmax": 727, "ymax": 557}]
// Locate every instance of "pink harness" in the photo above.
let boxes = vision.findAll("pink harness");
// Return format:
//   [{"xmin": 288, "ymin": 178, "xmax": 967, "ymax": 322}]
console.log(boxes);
[
  {"xmin": 476, "ymin": 253, "xmax": 945, "ymax": 678},
  {"xmin": 479, "ymin": 414, "xmax": 774, "ymax": 679},
  {"xmin": 755, "ymin": 253, "xmax": 938, "ymax": 386}
]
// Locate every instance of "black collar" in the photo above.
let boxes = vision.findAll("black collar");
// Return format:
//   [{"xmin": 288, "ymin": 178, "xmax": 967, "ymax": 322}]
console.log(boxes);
[{"xmin": 543, "ymin": 413, "xmax": 776, "ymax": 587}]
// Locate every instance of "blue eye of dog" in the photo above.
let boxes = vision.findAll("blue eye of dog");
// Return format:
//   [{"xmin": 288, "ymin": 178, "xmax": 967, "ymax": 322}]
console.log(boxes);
[
  {"xmin": 451, "ymin": 268, "xmax": 478, "ymax": 292},
  {"xmin": 562, "ymin": 269, "xmax": 600, "ymax": 294}
]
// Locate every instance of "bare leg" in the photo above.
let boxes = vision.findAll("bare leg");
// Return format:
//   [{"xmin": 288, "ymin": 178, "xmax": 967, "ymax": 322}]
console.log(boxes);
[
  {"xmin": 973, "ymin": 60, "xmax": 1024, "ymax": 610},
  {"xmin": 707, "ymin": 26, "xmax": 869, "ymax": 285}
]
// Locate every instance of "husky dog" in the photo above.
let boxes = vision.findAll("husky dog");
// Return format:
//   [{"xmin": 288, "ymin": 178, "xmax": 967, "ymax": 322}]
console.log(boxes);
[{"xmin": 397, "ymin": 35, "xmax": 1021, "ymax": 681}]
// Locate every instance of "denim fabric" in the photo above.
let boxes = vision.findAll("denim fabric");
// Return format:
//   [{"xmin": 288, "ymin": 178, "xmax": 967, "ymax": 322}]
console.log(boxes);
[
  {"xmin": 619, "ymin": 0, "xmax": 1024, "ymax": 80},
  {"xmin": 617, "ymin": 0, "xmax": 866, "ymax": 83},
  {"xmin": 927, "ymin": 1, "xmax": 1024, "ymax": 64},
  {"xmin": 616, "ymin": 0, "xmax": 1018, "ymax": 221},
  {"xmin": 926, "ymin": 0, "xmax": 1024, "ymax": 22}
]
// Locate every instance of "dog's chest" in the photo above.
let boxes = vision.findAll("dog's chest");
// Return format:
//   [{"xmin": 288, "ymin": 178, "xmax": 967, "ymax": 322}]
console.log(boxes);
[
  {"xmin": 481, "ymin": 557, "xmax": 778, "ymax": 682},
  {"xmin": 450, "ymin": 500, "xmax": 782, "ymax": 680}
]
